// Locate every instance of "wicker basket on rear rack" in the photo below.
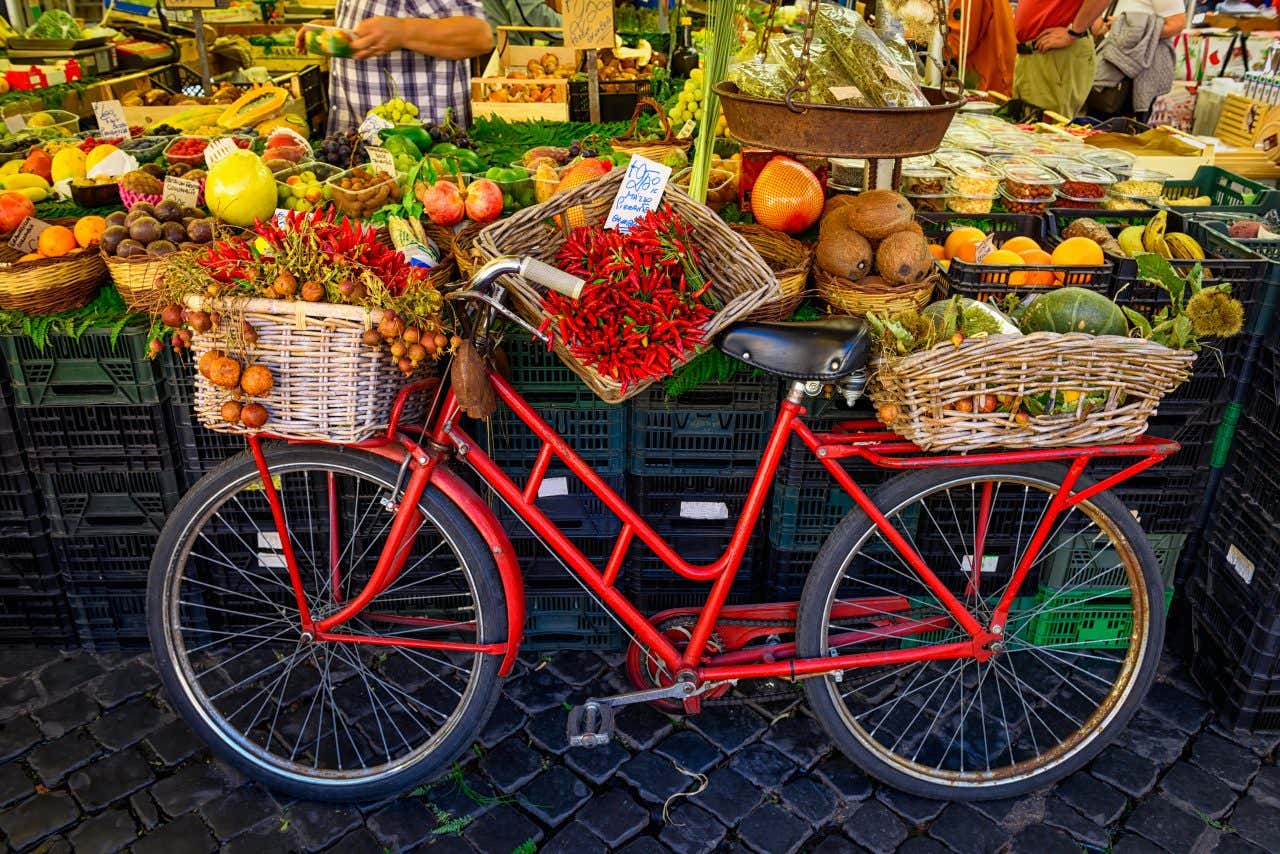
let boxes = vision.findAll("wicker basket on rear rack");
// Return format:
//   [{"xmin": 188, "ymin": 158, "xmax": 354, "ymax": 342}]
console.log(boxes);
[
  {"xmin": 183, "ymin": 295, "xmax": 428, "ymax": 443},
  {"xmin": 731, "ymin": 224, "xmax": 811, "ymax": 322},
  {"xmin": 870, "ymin": 332, "xmax": 1196, "ymax": 452},
  {"xmin": 474, "ymin": 168, "xmax": 781, "ymax": 404}
]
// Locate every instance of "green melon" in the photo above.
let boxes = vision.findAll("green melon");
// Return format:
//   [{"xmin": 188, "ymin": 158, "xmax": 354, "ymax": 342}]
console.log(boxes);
[{"xmin": 1018, "ymin": 287, "xmax": 1127, "ymax": 336}]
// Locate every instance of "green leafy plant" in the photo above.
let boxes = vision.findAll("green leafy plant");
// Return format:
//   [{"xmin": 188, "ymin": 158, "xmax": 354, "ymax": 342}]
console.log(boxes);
[
  {"xmin": 0, "ymin": 286, "xmax": 145, "ymax": 350},
  {"xmin": 1132, "ymin": 253, "xmax": 1244, "ymax": 350}
]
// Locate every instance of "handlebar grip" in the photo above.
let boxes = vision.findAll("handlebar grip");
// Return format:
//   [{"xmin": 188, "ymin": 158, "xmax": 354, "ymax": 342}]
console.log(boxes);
[{"xmin": 520, "ymin": 257, "xmax": 585, "ymax": 300}]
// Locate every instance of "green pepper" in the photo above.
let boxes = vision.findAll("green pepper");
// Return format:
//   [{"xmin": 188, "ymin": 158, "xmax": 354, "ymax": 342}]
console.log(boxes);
[
  {"xmin": 380, "ymin": 134, "xmax": 420, "ymax": 159},
  {"xmin": 380, "ymin": 125, "xmax": 432, "ymax": 153},
  {"xmin": 451, "ymin": 150, "xmax": 484, "ymax": 174}
]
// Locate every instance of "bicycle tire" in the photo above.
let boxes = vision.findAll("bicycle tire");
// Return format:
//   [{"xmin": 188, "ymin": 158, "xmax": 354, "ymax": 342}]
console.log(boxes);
[
  {"xmin": 148, "ymin": 445, "xmax": 507, "ymax": 802},
  {"xmin": 796, "ymin": 462, "xmax": 1165, "ymax": 801}
]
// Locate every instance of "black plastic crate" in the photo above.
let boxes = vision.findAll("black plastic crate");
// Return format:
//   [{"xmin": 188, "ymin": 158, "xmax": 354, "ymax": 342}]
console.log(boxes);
[
  {"xmin": 482, "ymin": 398, "xmax": 627, "ymax": 474},
  {"xmin": 510, "ymin": 534, "xmax": 617, "ymax": 585},
  {"xmin": 0, "ymin": 589, "xmax": 75, "ymax": 645},
  {"xmin": 1186, "ymin": 573, "xmax": 1280, "ymax": 731},
  {"xmin": 15, "ymin": 404, "xmax": 177, "ymax": 473},
  {"xmin": 523, "ymin": 584, "xmax": 626, "ymax": 653},
  {"xmin": 624, "ymin": 532, "xmax": 764, "ymax": 591},
  {"xmin": 631, "ymin": 474, "xmax": 757, "ymax": 540},
  {"xmin": 1093, "ymin": 465, "xmax": 1209, "ymax": 535},
  {"xmin": 1202, "ymin": 474, "xmax": 1280, "ymax": 611},
  {"xmin": 0, "ymin": 327, "xmax": 165, "ymax": 407},
  {"xmin": 628, "ymin": 380, "xmax": 781, "ymax": 476},
  {"xmin": 497, "ymin": 329, "xmax": 596, "ymax": 401},
  {"xmin": 1224, "ymin": 413, "xmax": 1280, "ymax": 504},
  {"xmin": 38, "ymin": 470, "xmax": 182, "ymax": 537},
  {"xmin": 170, "ymin": 404, "xmax": 248, "ymax": 486},
  {"xmin": 916, "ymin": 211, "xmax": 1043, "ymax": 247},
  {"xmin": 1155, "ymin": 334, "xmax": 1255, "ymax": 413},
  {"xmin": 0, "ymin": 375, "xmax": 23, "ymax": 476},
  {"xmin": 625, "ymin": 570, "xmax": 762, "ymax": 616},
  {"xmin": 0, "ymin": 469, "xmax": 41, "ymax": 531},
  {"xmin": 54, "ymin": 532, "xmax": 156, "ymax": 584},
  {"xmin": 1136, "ymin": 407, "xmax": 1225, "ymax": 470},
  {"xmin": 486, "ymin": 463, "xmax": 625, "ymax": 539},
  {"xmin": 162, "ymin": 348, "xmax": 195, "ymax": 408},
  {"xmin": 569, "ymin": 78, "xmax": 651, "ymax": 123},
  {"xmin": 64, "ymin": 579, "xmax": 149, "ymax": 651},
  {"xmin": 1246, "ymin": 337, "xmax": 1280, "ymax": 436},
  {"xmin": 0, "ymin": 526, "xmax": 60, "ymax": 594}
]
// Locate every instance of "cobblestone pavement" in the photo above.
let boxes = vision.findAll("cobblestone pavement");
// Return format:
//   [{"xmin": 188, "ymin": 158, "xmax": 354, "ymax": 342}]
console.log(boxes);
[{"xmin": 0, "ymin": 644, "xmax": 1277, "ymax": 854}]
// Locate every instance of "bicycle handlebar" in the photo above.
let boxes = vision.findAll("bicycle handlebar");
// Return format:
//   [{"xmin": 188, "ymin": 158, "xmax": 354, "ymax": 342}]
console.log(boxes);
[{"xmin": 467, "ymin": 256, "xmax": 585, "ymax": 301}]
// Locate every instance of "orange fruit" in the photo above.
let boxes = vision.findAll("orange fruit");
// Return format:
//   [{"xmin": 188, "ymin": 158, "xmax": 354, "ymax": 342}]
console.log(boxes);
[
  {"xmin": 1017, "ymin": 248, "xmax": 1057, "ymax": 285},
  {"xmin": 750, "ymin": 157, "xmax": 824, "ymax": 234},
  {"xmin": 1001, "ymin": 235, "xmax": 1040, "ymax": 255},
  {"xmin": 944, "ymin": 226, "xmax": 986, "ymax": 260},
  {"xmin": 953, "ymin": 236, "xmax": 989, "ymax": 265},
  {"xmin": 36, "ymin": 225, "xmax": 77, "ymax": 258},
  {"xmin": 981, "ymin": 249, "xmax": 1025, "ymax": 285},
  {"xmin": 73, "ymin": 216, "xmax": 106, "ymax": 249},
  {"xmin": 1051, "ymin": 236, "xmax": 1105, "ymax": 266},
  {"xmin": 927, "ymin": 243, "xmax": 946, "ymax": 261}
]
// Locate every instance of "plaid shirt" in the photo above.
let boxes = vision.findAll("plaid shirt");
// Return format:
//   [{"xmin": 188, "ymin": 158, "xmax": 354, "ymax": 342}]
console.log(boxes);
[{"xmin": 329, "ymin": 0, "xmax": 484, "ymax": 133}]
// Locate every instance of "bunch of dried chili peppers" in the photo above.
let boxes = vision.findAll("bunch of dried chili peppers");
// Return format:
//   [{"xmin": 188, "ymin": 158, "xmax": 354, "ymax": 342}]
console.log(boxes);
[{"xmin": 541, "ymin": 205, "xmax": 716, "ymax": 390}]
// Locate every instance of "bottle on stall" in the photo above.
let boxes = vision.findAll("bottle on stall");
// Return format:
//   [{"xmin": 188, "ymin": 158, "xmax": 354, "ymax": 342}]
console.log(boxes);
[{"xmin": 671, "ymin": 16, "xmax": 700, "ymax": 78}]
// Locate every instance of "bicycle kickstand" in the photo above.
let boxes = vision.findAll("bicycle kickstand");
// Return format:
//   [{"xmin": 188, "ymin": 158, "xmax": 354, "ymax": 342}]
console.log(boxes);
[{"xmin": 567, "ymin": 679, "xmax": 719, "ymax": 748}]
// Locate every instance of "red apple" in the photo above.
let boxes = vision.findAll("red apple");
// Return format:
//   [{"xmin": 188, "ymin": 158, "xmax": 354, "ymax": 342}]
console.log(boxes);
[
  {"xmin": 0, "ymin": 191, "xmax": 35, "ymax": 234},
  {"xmin": 420, "ymin": 180, "xmax": 465, "ymax": 227},
  {"xmin": 464, "ymin": 179, "xmax": 504, "ymax": 224}
]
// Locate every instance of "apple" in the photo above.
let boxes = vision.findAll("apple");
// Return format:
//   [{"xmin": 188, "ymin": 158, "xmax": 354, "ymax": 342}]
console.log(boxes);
[
  {"xmin": 419, "ymin": 180, "xmax": 465, "ymax": 227},
  {"xmin": 464, "ymin": 179, "xmax": 504, "ymax": 224},
  {"xmin": 262, "ymin": 146, "xmax": 305, "ymax": 164}
]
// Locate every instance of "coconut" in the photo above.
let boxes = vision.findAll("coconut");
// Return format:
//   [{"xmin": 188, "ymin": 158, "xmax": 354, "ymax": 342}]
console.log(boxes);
[
  {"xmin": 816, "ymin": 230, "xmax": 873, "ymax": 280},
  {"xmin": 876, "ymin": 230, "xmax": 933, "ymax": 285},
  {"xmin": 845, "ymin": 189, "xmax": 915, "ymax": 241},
  {"xmin": 818, "ymin": 206, "xmax": 851, "ymax": 241},
  {"xmin": 822, "ymin": 194, "xmax": 858, "ymax": 219}
]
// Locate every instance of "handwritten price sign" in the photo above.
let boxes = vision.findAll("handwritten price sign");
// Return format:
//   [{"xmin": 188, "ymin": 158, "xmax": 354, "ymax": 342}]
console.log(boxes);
[
  {"xmin": 562, "ymin": 0, "xmax": 614, "ymax": 49},
  {"xmin": 604, "ymin": 155, "xmax": 671, "ymax": 232}
]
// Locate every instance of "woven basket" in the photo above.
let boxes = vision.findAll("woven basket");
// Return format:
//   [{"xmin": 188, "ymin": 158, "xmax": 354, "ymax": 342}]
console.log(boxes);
[
  {"xmin": 105, "ymin": 250, "xmax": 189, "ymax": 313},
  {"xmin": 183, "ymin": 294, "xmax": 427, "ymax": 443},
  {"xmin": 870, "ymin": 332, "xmax": 1196, "ymax": 452},
  {"xmin": 452, "ymin": 220, "xmax": 490, "ymax": 281},
  {"xmin": 610, "ymin": 97, "xmax": 693, "ymax": 162},
  {"xmin": 731, "ymin": 224, "xmax": 811, "ymax": 322},
  {"xmin": 420, "ymin": 221, "xmax": 459, "ymax": 291},
  {"xmin": 0, "ymin": 219, "xmax": 105, "ymax": 314},
  {"xmin": 474, "ymin": 168, "xmax": 781, "ymax": 403},
  {"xmin": 817, "ymin": 266, "xmax": 936, "ymax": 316}
]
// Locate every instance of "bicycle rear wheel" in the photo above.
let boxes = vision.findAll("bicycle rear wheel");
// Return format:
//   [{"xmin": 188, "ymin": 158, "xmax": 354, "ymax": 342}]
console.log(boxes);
[
  {"xmin": 148, "ymin": 445, "xmax": 506, "ymax": 802},
  {"xmin": 797, "ymin": 463, "xmax": 1165, "ymax": 800}
]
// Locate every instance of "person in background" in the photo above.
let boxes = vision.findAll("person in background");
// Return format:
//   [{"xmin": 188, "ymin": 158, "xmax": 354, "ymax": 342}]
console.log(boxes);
[
  {"xmin": 946, "ymin": 0, "xmax": 1016, "ymax": 96},
  {"xmin": 1012, "ymin": 0, "xmax": 1114, "ymax": 117},
  {"xmin": 301, "ymin": 0, "xmax": 494, "ymax": 132},
  {"xmin": 1091, "ymin": 0, "xmax": 1186, "ymax": 120},
  {"xmin": 482, "ymin": 0, "xmax": 562, "ymax": 46}
]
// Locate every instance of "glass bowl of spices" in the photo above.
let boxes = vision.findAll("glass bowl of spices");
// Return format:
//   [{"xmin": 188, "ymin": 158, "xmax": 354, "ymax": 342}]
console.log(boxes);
[{"xmin": 900, "ymin": 165, "xmax": 950, "ymax": 212}]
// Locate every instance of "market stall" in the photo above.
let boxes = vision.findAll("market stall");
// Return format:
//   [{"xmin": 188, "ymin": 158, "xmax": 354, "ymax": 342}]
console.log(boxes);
[{"xmin": 1, "ymin": 0, "xmax": 1280, "ymax": 783}]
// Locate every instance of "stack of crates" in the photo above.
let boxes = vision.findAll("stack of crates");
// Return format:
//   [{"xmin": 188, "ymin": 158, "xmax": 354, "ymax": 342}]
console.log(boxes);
[
  {"xmin": 487, "ymin": 331, "xmax": 626, "ymax": 651},
  {"xmin": 1186, "ymin": 333, "xmax": 1280, "ymax": 730},
  {"xmin": 0, "ymin": 361, "xmax": 73, "ymax": 645},
  {"xmin": 1, "ymin": 327, "xmax": 179, "ymax": 651},
  {"xmin": 163, "ymin": 349, "xmax": 247, "ymax": 488},
  {"xmin": 626, "ymin": 372, "xmax": 778, "ymax": 613}
]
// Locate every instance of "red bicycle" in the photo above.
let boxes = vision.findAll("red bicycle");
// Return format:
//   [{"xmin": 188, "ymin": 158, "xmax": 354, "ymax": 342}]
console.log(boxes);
[{"xmin": 149, "ymin": 256, "xmax": 1171, "ymax": 803}]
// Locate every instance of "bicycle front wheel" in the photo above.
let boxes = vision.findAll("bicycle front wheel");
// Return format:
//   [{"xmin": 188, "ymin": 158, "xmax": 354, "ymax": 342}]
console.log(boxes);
[
  {"xmin": 148, "ymin": 445, "xmax": 506, "ymax": 802},
  {"xmin": 797, "ymin": 463, "xmax": 1165, "ymax": 801}
]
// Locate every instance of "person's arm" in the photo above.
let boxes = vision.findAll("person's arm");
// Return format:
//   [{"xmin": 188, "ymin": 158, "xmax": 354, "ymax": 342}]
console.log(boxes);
[
  {"xmin": 350, "ymin": 14, "xmax": 493, "ymax": 60},
  {"xmin": 1035, "ymin": 0, "xmax": 1113, "ymax": 50},
  {"xmin": 1160, "ymin": 11, "xmax": 1186, "ymax": 37}
]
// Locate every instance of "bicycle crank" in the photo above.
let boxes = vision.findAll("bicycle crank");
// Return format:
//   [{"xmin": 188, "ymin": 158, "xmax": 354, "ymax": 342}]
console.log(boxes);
[{"xmin": 567, "ymin": 678, "xmax": 727, "ymax": 748}]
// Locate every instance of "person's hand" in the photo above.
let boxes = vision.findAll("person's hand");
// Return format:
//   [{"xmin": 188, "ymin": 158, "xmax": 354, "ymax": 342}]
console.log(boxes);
[
  {"xmin": 1036, "ymin": 26, "xmax": 1076, "ymax": 52},
  {"xmin": 295, "ymin": 18, "xmax": 334, "ymax": 53},
  {"xmin": 1091, "ymin": 16, "xmax": 1112, "ymax": 37},
  {"xmin": 351, "ymin": 16, "xmax": 403, "ymax": 59}
]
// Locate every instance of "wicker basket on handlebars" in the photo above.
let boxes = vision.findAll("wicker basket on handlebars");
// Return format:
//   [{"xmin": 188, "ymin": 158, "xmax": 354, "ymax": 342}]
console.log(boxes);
[
  {"xmin": 182, "ymin": 294, "xmax": 427, "ymax": 443},
  {"xmin": 870, "ymin": 332, "xmax": 1196, "ymax": 452},
  {"xmin": 474, "ymin": 168, "xmax": 782, "ymax": 404}
]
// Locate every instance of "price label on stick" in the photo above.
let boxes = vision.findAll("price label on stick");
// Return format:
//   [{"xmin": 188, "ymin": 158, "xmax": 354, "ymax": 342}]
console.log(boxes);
[
  {"xmin": 8, "ymin": 217, "xmax": 50, "ymax": 253},
  {"xmin": 357, "ymin": 113, "xmax": 392, "ymax": 145},
  {"xmin": 275, "ymin": 209, "xmax": 291, "ymax": 227},
  {"xmin": 604, "ymin": 155, "xmax": 671, "ymax": 232},
  {"xmin": 3, "ymin": 115, "xmax": 25, "ymax": 133},
  {"xmin": 676, "ymin": 120, "xmax": 696, "ymax": 140},
  {"xmin": 562, "ymin": 0, "xmax": 614, "ymax": 49},
  {"xmin": 367, "ymin": 146, "xmax": 396, "ymax": 177},
  {"xmin": 163, "ymin": 176, "xmax": 201, "ymax": 208},
  {"xmin": 92, "ymin": 99, "xmax": 130, "ymax": 140},
  {"xmin": 204, "ymin": 136, "xmax": 238, "ymax": 167}
]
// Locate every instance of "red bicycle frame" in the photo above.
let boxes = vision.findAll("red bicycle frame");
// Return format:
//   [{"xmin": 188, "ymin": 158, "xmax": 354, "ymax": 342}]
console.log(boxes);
[{"xmin": 246, "ymin": 365, "xmax": 1179, "ymax": 689}]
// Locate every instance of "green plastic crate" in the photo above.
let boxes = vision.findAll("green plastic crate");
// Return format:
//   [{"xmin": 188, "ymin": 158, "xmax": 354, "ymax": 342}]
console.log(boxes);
[
  {"xmin": 523, "ymin": 589, "xmax": 625, "ymax": 652},
  {"xmin": 0, "ymin": 327, "xmax": 164, "ymax": 407},
  {"xmin": 1041, "ymin": 532, "xmax": 1186, "ymax": 591},
  {"xmin": 1160, "ymin": 166, "xmax": 1270, "ymax": 208},
  {"xmin": 900, "ymin": 594, "xmax": 1037, "ymax": 648},
  {"xmin": 1027, "ymin": 586, "xmax": 1174, "ymax": 650}
]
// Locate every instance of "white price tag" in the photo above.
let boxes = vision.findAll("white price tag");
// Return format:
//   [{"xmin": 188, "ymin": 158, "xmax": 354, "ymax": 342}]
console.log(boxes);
[
  {"xmin": 358, "ymin": 113, "xmax": 392, "ymax": 145},
  {"xmin": 537, "ymin": 477, "xmax": 569, "ymax": 498},
  {"xmin": 604, "ymin": 155, "xmax": 671, "ymax": 233},
  {"xmin": 679, "ymin": 501, "xmax": 729, "ymax": 521},
  {"xmin": 367, "ymin": 146, "xmax": 396, "ymax": 177},
  {"xmin": 676, "ymin": 120, "xmax": 696, "ymax": 140},
  {"xmin": 829, "ymin": 85, "xmax": 864, "ymax": 103},
  {"xmin": 3, "ymin": 115, "xmax": 25, "ymax": 133},
  {"xmin": 274, "ymin": 208, "xmax": 291, "ymax": 227},
  {"xmin": 163, "ymin": 176, "xmax": 201, "ymax": 207},
  {"xmin": 960, "ymin": 555, "xmax": 1000, "ymax": 575},
  {"xmin": 1227, "ymin": 544, "xmax": 1255, "ymax": 585},
  {"xmin": 203, "ymin": 136, "xmax": 238, "ymax": 167},
  {"xmin": 92, "ymin": 99, "xmax": 130, "ymax": 140},
  {"xmin": 7, "ymin": 216, "xmax": 50, "ymax": 253}
]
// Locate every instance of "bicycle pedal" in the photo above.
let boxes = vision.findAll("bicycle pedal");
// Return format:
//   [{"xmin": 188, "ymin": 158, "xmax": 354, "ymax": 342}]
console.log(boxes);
[{"xmin": 566, "ymin": 700, "xmax": 615, "ymax": 748}]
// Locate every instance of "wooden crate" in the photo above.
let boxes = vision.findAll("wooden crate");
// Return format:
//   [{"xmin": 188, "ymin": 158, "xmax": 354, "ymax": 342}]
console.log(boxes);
[{"xmin": 471, "ymin": 77, "xmax": 569, "ymax": 122}]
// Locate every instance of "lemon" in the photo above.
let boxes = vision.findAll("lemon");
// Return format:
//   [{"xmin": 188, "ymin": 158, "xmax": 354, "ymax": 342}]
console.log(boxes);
[{"xmin": 84, "ymin": 144, "xmax": 120, "ymax": 172}]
